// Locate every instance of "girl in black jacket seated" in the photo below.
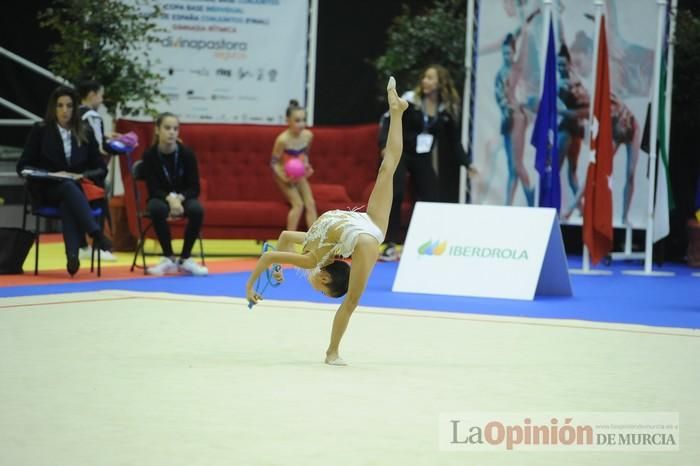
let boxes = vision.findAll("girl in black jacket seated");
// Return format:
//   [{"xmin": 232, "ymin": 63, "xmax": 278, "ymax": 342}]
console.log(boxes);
[
  {"xmin": 16, "ymin": 86, "xmax": 112, "ymax": 276},
  {"xmin": 141, "ymin": 113, "xmax": 208, "ymax": 276}
]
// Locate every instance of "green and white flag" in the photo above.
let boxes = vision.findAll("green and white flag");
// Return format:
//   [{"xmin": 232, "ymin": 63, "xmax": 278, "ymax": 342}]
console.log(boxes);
[{"xmin": 653, "ymin": 15, "xmax": 673, "ymax": 243}]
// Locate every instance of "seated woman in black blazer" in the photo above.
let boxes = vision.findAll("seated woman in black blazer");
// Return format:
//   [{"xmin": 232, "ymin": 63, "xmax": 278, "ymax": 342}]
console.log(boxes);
[
  {"xmin": 141, "ymin": 112, "xmax": 208, "ymax": 276},
  {"xmin": 16, "ymin": 86, "xmax": 112, "ymax": 276}
]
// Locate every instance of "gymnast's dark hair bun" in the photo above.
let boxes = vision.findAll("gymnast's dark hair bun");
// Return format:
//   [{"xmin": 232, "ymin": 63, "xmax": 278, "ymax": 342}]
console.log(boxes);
[{"xmin": 286, "ymin": 99, "xmax": 304, "ymax": 117}]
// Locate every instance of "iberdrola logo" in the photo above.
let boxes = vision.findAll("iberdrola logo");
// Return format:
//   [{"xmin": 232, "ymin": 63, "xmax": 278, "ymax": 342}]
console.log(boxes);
[{"xmin": 418, "ymin": 239, "xmax": 447, "ymax": 256}]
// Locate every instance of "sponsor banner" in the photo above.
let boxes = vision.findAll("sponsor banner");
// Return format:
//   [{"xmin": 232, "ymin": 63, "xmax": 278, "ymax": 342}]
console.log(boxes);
[
  {"xmin": 439, "ymin": 412, "xmax": 680, "ymax": 452},
  {"xmin": 393, "ymin": 202, "xmax": 570, "ymax": 300},
  {"xmin": 472, "ymin": 0, "xmax": 658, "ymax": 228},
  {"xmin": 125, "ymin": 0, "xmax": 308, "ymax": 124}
]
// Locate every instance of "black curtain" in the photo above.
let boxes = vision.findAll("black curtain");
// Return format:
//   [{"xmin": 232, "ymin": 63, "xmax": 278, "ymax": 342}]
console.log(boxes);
[
  {"xmin": 664, "ymin": 0, "xmax": 700, "ymax": 261},
  {"xmin": 0, "ymin": 1, "xmax": 57, "ymax": 147},
  {"xmin": 313, "ymin": 0, "xmax": 426, "ymax": 125}
]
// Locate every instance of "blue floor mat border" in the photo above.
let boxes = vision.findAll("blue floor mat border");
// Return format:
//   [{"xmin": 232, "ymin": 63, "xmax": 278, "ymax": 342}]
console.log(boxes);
[{"xmin": 2, "ymin": 257, "xmax": 698, "ymax": 330}]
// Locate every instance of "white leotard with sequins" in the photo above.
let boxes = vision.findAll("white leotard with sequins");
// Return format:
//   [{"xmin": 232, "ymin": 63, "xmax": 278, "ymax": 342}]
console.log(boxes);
[{"xmin": 302, "ymin": 209, "xmax": 384, "ymax": 272}]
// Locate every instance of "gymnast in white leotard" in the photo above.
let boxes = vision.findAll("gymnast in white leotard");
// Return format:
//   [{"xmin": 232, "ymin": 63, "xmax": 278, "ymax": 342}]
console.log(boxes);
[
  {"xmin": 246, "ymin": 76, "xmax": 409, "ymax": 366},
  {"xmin": 302, "ymin": 209, "xmax": 384, "ymax": 274}
]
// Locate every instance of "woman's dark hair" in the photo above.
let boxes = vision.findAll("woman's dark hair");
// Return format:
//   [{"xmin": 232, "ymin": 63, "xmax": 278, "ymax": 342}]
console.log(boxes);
[
  {"xmin": 77, "ymin": 80, "xmax": 103, "ymax": 100},
  {"xmin": 321, "ymin": 260, "xmax": 350, "ymax": 298},
  {"xmin": 45, "ymin": 86, "xmax": 86, "ymax": 144},
  {"xmin": 285, "ymin": 99, "xmax": 303, "ymax": 117},
  {"xmin": 152, "ymin": 112, "xmax": 179, "ymax": 145}
]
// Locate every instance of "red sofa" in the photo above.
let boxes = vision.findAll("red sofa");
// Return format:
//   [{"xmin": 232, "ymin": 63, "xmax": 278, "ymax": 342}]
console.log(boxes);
[{"xmin": 116, "ymin": 120, "xmax": 413, "ymax": 242}]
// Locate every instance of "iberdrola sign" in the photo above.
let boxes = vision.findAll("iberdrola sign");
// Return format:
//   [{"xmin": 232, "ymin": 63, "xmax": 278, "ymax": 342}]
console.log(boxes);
[{"xmin": 418, "ymin": 240, "xmax": 529, "ymax": 261}]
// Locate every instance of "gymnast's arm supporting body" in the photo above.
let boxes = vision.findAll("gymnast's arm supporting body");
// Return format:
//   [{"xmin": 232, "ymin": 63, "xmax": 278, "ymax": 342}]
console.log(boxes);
[
  {"xmin": 245, "ymin": 249, "xmax": 315, "ymax": 301},
  {"xmin": 246, "ymin": 230, "xmax": 314, "ymax": 301}
]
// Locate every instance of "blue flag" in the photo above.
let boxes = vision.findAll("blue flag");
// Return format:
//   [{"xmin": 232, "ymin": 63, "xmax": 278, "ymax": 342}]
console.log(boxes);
[{"xmin": 531, "ymin": 13, "xmax": 560, "ymax": 211}]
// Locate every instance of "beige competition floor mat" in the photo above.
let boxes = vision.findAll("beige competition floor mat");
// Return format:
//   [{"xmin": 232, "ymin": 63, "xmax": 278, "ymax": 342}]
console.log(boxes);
[{"xmin": 1, "ymin": 290, "xmax": 698, "ymax": 466}]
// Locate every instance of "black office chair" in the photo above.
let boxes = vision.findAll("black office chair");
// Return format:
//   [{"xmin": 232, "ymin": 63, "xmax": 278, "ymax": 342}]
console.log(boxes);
[
  {"xmin": 129, "ymin": 160, "xmax": 205, "ymax": 274},
  {"xmin": 21, "ymin": 183, "xmax": 103, "ymax": 276}
]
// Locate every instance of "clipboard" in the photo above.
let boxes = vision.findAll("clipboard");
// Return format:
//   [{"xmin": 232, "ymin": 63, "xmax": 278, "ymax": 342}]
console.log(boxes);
[{"xmin": 20, "ymin": 169, "xmax": 82, "ymax": 181}]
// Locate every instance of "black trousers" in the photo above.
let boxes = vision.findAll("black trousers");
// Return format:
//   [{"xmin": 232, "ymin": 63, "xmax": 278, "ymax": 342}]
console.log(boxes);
[
  {"xmin": 147, "ymin": 198, "xmax": 203, "ymax": 259},
  {"xmin": 385, "ymin": 153, "xmax": 439, "ymax": 244},
  {"xmin": 37, "ymin": 180, "xmax": 100, "ymax": 257},
  {"xmin": 79, "ymin": 196, "xmax": 109, "ymax": 249}
]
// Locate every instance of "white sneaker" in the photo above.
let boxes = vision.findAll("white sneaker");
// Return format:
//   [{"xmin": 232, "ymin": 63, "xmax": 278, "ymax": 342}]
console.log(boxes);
[
  {"xmin": 78, "ymin": 246, "xmax": 118, "ymax": 262},
  {"xmin": 379, "ymin": 243, "xmax": 400, "ymax": 262},
  {"xmin": 147, "ymin": 257, "xmax": 179, "ymax": 276},
  {"xmin": 98, "ymin": 250, "xmax": 118, "ymax": 262},
  {"xmin": 178, "ymin": 258, "xmax": 208, "ymax": 276},
  {"xmin": 78, "ymin": 247, "xmax": 92, "ymax": 260}
]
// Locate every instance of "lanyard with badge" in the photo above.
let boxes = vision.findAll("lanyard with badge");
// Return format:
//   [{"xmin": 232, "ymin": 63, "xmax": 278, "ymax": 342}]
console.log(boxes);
[
  {"xmin": 160, "ymin": 149, "xmax": 180, "ymax": 189},
  {"xmin": 416, "ymin": 102, "xmax": 435, "ymax": 155}
]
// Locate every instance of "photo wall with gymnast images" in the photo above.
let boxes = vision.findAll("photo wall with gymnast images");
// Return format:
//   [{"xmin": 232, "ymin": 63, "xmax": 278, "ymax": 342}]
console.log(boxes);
[{"xmin": 472, "ymin": 0, "xmax": 660, "ymax": 228}]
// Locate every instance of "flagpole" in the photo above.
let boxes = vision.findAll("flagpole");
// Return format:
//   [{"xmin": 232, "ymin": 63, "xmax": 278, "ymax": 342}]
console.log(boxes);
[
  {"xmin": 306, "ymin": 0, "xmax": 319, "ymax": 126},
  {"xmin": 623, "ymin": 0, "xmax": 674, "ymax": 277},
  {"xmin": 569, "ymin": 0, "xmax": 611, "ymax": 276},
  {"xmin": 459, "ymin": 0, "xmax": 477, "ymax": 204}
]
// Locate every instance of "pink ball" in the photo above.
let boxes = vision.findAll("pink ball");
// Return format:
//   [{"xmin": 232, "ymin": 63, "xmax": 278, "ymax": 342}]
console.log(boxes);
[{"xmin": 284, "ymin": 158, "xmax": 306, "ymax": 180}]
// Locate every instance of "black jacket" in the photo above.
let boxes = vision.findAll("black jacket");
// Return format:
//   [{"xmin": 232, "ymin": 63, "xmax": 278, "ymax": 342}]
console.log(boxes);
[
  {"xmin": 141, "ymin": 143, "xmax": 200, "ymax": 201},
  {"xmin": 378, "ymin": 101, "xmax": 435, "ymax": 157},
  {"xmin": 17, "ymin": 122, "xmax": 106, "ymax": 182},
  {"xmin": 378, "ymin": 96, "xmax": 471, "ymax": 202},
  {"xmin": 434, "ymin": 110, "xmax": 472, "ymax": 202}
]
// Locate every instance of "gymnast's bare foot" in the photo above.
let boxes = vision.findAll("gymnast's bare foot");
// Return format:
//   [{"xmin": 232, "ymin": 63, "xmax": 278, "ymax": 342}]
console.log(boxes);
[{"xmin": 387, "ymin": 76, "xmax": 408, "ymax": 113}]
